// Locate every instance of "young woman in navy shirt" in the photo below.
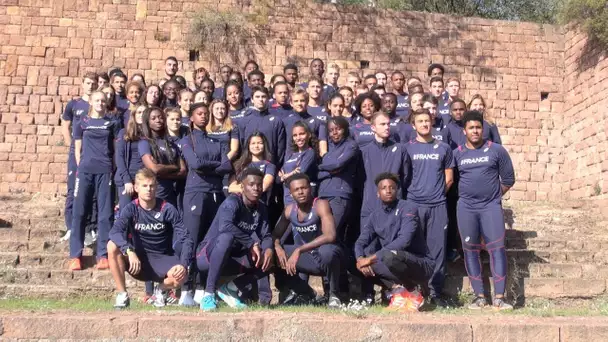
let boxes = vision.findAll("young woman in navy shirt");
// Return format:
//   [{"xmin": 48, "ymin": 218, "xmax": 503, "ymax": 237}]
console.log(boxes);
[{"xmin": 69, "ymin": 91, "xmax": 121, "ymax": 271}]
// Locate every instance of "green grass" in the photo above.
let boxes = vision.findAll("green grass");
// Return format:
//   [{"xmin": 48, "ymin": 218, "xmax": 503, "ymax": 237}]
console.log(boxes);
[{"xmin": 1, "ymin": 296, "xmax": 608, "ymax": 318}]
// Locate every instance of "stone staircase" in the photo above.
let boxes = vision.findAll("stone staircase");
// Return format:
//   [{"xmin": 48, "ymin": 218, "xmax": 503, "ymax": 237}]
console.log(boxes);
[{"xmin": 0, "ymin": 194, "xmax": 607, "ymax": 303}]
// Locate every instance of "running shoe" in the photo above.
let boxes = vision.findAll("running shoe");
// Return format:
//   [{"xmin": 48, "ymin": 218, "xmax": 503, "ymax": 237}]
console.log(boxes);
[
  {"xmin": 179, "ymin": 290, "xmax": 196, "ymax": 307},
  {"xmin": 468, "ymin": 296, "xmax": 487, "ymax": 310},
  {"xmin": 166, "ymin": 290, "xmax": 179, "ymax": 305},
  {"xmin": 217, "ymin": 282, "xmax": 247, "ymax": 309},
  {"xmin": 193, "ymin": 288, "xmax": 205, "ymax": 304},
  {"xmin": 114, "ymin": 291, "xmax": 130, "ymax": 309},
  {"xmin": 328, "ymin": 295, "xmax": 342, "ymax": 309},
  {"xmin": 68, "ymin": 257, "xmax": 81, "ymax": 271},
  {"xmin": 153, "ymin": 286, "xmax": 166, "ymax": 308},
  {"xmin": 492, "ymin": 297, "xmax": 513, "ymax": 311},
  {"xmin": 200, "ymin": 294, "xmax": 217, "ymax": 312}
]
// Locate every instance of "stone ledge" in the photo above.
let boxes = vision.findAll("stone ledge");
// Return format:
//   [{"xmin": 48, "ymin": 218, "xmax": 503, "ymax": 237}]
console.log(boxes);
[{"xmin": 0, "ymin": 312, "xmax": 607, "ymax": 341}]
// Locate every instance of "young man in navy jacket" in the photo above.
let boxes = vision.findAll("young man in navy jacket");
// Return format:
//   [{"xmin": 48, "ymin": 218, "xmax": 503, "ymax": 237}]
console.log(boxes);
[
  {"xmin": 196, "ymin": 168, "xmax": 274, "ymax": 311},
  {"xmin": 360, "ymin": 112, "xmax": 410, "ymax": 229},
  {"xmin": 355, "ymin": 173, "xmax": 433, "ymax": 310},
  {"xmin": 108, "ymin": 169, "xmax": 193, "ymax": 309}
]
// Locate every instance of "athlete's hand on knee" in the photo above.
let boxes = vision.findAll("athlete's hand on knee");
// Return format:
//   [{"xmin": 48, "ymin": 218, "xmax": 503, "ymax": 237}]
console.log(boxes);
[
  {"xmin": 127, "ymin": 250, "xmax": 141, "ymax": 275},
  {"xmin": 275, "ymin": 246, "xmax": 288, "ymax": 269},
  {"xmin": 286, "ymin": 248, "xmax": 301, "ymax": 276},
  {"xmin": 124, "ymin": 183, "xmax": 134, "ymax": 196},
  {"xmin": 170, "ymin": 265, "xmax": 187, "ymax": 282},
  {"xmin": 360, "ymin": 266, "xmax": 374, "ymax": 277},
  {"xmin": 251, "ymin": 243, "xmax": 262, "ymax": 268},
  {"xmin": 261, "ymin": 248, "xmax": 274, "ymax": 272},
  {"xmin": 356, "ymin": 256, "xmax": 372, "ymax": 269}
]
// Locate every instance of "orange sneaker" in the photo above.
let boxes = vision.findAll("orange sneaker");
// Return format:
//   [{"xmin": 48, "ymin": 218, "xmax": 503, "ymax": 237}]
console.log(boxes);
[
  {"xmin": 388, "ymin": 288, "xmax": 424, "ymax": 313},
  {"xmin": 96, "ymin": 257, "xmax": 109, "ymax": 270},
  {"xmin": 69, "ymin": 258, "xmax": 82, "ymax": 271}
]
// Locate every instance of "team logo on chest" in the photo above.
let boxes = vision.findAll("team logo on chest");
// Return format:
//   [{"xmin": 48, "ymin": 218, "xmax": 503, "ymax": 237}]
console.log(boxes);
[{"xmin": 154, "ymin": 212, "xmax": 161, "ymax": 219}]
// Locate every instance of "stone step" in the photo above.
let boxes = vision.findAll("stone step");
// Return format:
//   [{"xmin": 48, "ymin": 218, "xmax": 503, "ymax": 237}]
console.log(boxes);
[{"xmin": 0, "ymin": 272, "xmax": 602, "ymax": 302}]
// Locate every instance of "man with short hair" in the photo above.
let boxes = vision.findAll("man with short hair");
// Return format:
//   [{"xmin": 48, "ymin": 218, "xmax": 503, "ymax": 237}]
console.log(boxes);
[
  {"xmin": 165, "ymin": 56, "xmax": 179, "ymax": 79},
  {"xmin": 406, "ymin": 109, "xmax": 454, "ymax": 307},
  {"xmin": 306, "ymin": 76, "xmax": 327, "ymax": 121},
  {"xmin": 375, "ymin": 71, "xmax": 388, "ymax": 87},
  {"xmin": 453, "ymin": 110, "xmax": 515, "ymax": 311},
  {"xmin": 355, "ymin": 172, "xmax": 433, "ymax": 311},
  {"xmin": 283, "ymin": 64, "xmax": 299, "ymax": 90},
  {"xmin": 111, "ymin": 72, "xmax": 129, "ymax": 111},
  {"xmin": 108, "ymin": 168, "xmax": 193, "ymax": 309},
  {"xmin": 390, "ymin": 71, "xmax": 409, "ymax": 119},
  {"xmin": 196, "ymin": 168, "xmax": 274, "ymax": 311},
  {"xmin": 273, "ymin": 174, "xmax": 343, "ymax": 309},
  {"xmin": 360, "ymin": 112, "xmax": 410, "ymax": 229},
  {"xmin": 364, "ymin": 74, "xmax": 377, "ymax": 90},
  {"xmin": 60, "ymin": 72, "xmax": 98, "ymax": 242}
]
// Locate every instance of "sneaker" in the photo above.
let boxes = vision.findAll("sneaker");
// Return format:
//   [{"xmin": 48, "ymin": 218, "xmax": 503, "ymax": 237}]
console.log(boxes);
[
  {"xmin": 114, "ymin": 292, "xmax": 130, "ymax": 309},
  {"xmin": 408, "ymin": 288, "xmax": 425, "ymax": 311},
  {"xmin": 217, "ymin": 283, "xmax": 247, "ymax": 309},
  {"xmin": 492, "ymin": 297, "xmax": 513, "ymax": 311},
  {"xmin": 166, "ymin": 290, "xmax": 179, "ymax": 305},
  {"xmin": 179, "ymin": 290, "xmax": 196, "ymax": 307},
  {"xmin": 430, "ymin": 295, "xmax": 450, "ymax": 309},
  {"xmin": 328, "ymin": 295, "xmax": 341, "ymax": 309},
  {"xmin": 468, "ymin": 296, "xmax": 487, "ymax": 310},
  {"xmin": 281, "ymin": 290, "xmax": 299, "ymax": 306},
  {"xmin": 193, "ymin": 288, "xmax": 205, "ymax": 304},
  {"xmin": 153, "ymin": 286, "xmax": 166, "ymax": 308},
  {"xmin": 200, "ymin": 294, "xmax": 217, "ymax": 312},
  {"xmin": 68, "ymin": 258, "xmax": 81, "ymax": 271},
  {"xmin": 84, "ymin": 230, "xmax": 97, "ymax": 247},
  {"xmin": 59, "ymin": 230, "xmax": 71, "ymax": 242},
  {"xmin": 388, "ymin": 290, "xmax": 415, "ymax": 312},
  {"xmin": 142, "ymin": 295, "xmax": 155, "ymax": 305},
  {"xmin": 96, "ymin": 257, "xmax": 109, "ymax": 270}
]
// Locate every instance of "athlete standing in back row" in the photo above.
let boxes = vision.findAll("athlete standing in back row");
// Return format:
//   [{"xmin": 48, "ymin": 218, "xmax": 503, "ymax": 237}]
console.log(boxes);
[{"xmin": 453, "ymin": 110, "xmax": 515, "ymax": 311}]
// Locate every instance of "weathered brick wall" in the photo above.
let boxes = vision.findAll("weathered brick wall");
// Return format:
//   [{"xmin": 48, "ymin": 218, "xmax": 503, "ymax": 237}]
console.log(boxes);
[
  {"xmin": 561, "ymin": 28, "xmax": 608, "ymax": 199},
  {"xmin": 0, "ymin": 0, "xmax": 566, "ymax": 199}
]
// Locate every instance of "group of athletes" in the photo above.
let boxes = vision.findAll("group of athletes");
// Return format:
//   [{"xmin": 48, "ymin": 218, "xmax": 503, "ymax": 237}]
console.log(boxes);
[{"xmin": 60, "ymin": 56, "xmax": 515, "ymax": 312}]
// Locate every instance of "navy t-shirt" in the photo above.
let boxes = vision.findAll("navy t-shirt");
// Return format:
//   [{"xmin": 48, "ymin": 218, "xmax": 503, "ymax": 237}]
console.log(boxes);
[
  {"xmin": 73, "ymin": 115, "xmax": 120, "ymax": 174},
  {"xmin": 406, "ymin": 139, "xmax": 454, "ymax": 205}
]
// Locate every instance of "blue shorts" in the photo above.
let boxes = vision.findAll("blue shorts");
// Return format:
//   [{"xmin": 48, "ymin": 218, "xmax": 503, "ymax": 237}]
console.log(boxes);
[{"xmin": 127, "ymin": 253, "xmax": 180, "ymax": 283}]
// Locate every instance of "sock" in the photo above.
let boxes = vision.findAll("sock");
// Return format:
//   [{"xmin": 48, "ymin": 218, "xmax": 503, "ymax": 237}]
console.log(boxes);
[{"xmin": 204, "ymin": 291, "xmax": 214, "ymax": 297}]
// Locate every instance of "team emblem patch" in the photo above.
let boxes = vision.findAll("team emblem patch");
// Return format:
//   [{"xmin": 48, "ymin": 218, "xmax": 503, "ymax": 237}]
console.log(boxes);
[
  {"xmin": 391, "ymin": 146, "xmax": 397, "ymax": 153},
  {"xmin": 191, "ymin": 205, "xmax": 196, "ymax": 211},
  {"xmin": 154, "ymin": 212, "xmax": 161, "ymax": 219}
]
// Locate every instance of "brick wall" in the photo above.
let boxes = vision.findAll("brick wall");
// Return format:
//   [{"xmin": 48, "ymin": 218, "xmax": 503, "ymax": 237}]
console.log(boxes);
[
  {"xmin": 0, "ymin": 0, "xmax": 568, "ymax": 199},
  {"xmin": 561, "ymin": 28, "xmax": 608, "ymax": 199}
]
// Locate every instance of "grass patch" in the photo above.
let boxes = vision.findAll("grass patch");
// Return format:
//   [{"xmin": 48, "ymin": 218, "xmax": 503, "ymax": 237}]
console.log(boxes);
[{"xmin": 1, "ymin": 296, "xmax": 608, "ymax": 317}]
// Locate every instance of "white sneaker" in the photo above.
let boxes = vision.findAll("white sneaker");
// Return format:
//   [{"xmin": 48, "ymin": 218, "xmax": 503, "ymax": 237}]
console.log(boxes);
[
  {"xmin": 179, "ymin": 290, "xmax": 196, "ymax": 307},
  {"xmin": 153, "ymin": 286, "xmax": 166, "ymax": 308},
  {"xmin": 59, "ymin": 230, "xmax": 71, "ymax": 242},
  {"xmin": 193, "ymin": 288, "xmax": 205, "ymax": 305},
  {"xmin": 113, "ymin": 292, "xmax": 130, "ymax": 309}
]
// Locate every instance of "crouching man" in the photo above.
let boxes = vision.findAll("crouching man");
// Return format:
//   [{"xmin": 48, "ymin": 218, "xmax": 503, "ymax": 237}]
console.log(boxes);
[
  {"xmin": 355, "ymin": 173, "xmax": 434, "ymax": 311},
  {"xmin": 108, "ymin": 168, "xmax": 193, "ymax": 308}
]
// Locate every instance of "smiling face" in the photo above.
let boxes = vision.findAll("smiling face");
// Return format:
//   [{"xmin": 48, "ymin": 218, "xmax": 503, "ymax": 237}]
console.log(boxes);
[
  {"xmin": 127, "ymin": 84, "xmax": 142, "ymax": 104},
  {"xmin": 248, "ymin": 136, "xmax": 265, "ymax": 157},
  {"xmin": 328, "ymin": 97, "xmax": 345, "ymax": 117},
  {"xmin": 212, "ymin": 101, "xmax": 227, "ymax": 123},
  {"xmin": 226, "ymin": 85, "xmax": 241, "ymax": 107},
  {"xmin": 292, "ymin": 125, "xmax": 309, "ymax": 150}
]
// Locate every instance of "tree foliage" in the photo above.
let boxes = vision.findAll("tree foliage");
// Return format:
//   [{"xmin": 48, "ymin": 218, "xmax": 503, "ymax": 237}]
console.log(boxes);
[
  {"xmin": 335, "ymin": 0, "xmax": 561, "ymax": 24},
  {"xmin": 560, "ymin": 0, "xmax": 608, "ymax": 46}
]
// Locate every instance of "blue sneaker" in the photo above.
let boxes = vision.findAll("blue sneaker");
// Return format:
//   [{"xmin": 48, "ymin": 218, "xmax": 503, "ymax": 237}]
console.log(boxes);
[
  {"xmin": 217, "ymin": 283, "xmax": 247, "ymax": 309},
  {"xmin": 200, "ymin": 294, "xmax": 217, "ymax": 312}
]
